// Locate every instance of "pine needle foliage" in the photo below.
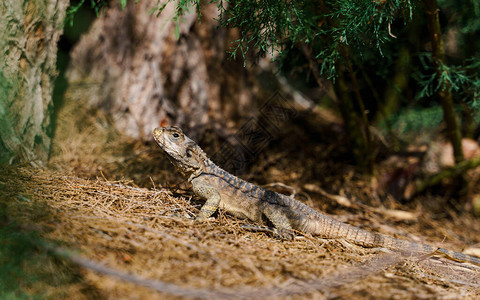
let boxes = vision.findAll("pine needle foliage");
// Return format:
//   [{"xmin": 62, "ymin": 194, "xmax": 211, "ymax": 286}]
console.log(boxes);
[
  {"xmin": 162, "ymin": 0, "xmax": 479, "ymax": 105},
  {"xmin": 418, "ymin": 55, "xmax": 480, "ymax": 107},
  {"xmin": 66, "ymin": 0, "xmax": 110, "ymax": 26},
  {"xmin": 188, "ymin": 0, "xmax": 416, "ymax": 79}
]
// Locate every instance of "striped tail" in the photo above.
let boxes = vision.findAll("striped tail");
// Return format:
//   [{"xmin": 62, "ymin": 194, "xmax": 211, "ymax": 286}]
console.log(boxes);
[
  {"xmin": 307, "ymin": 214, "xmax": 480, "ymax": 267},
  {"xmin": 435, "ymin": 247, "xmax": 480, "ymax": 266}
]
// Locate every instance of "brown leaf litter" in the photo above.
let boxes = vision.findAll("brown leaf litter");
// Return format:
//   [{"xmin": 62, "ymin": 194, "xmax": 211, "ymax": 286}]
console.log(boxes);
[{"xmin": 1, "ymin": 166, "xmax": 480, "ymax": 299}]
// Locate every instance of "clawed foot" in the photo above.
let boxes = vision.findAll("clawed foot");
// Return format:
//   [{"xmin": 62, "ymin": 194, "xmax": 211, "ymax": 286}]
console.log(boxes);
[
  {"xmin": 166, "ymin": 211, "xmax": 211, "ymax": 223},
  {"xmin": 194, "ymin": 215, "xmax": 215, "ymax": 222},
  {"xmin": 241, "ymin": 224, "xmax": 295, "ymax": 240},
  {"xmin": 168, "ymin": 211, "xmax": 194, "ymax": 220},
  {"xmin": 273, "ymin": 228, "xmax": 295, "ymax": 240}
]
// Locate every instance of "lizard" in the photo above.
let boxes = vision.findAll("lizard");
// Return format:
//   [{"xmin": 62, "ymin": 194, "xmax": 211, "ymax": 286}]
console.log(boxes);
[{"xmin": 153, "ymin": 126, "xmax": 480, "ymax": 267}]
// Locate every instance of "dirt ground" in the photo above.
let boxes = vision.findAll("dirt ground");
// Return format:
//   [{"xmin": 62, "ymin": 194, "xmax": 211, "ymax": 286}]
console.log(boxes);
[{"xmin": 1, "ymin": 101, "xmax": 480, "ymax": 299}]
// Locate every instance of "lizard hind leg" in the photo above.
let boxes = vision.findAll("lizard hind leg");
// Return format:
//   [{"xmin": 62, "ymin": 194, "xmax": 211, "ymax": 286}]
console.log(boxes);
[{"xmin": 259, "ymin": 205, "xmax": 296, "ymax": 240}]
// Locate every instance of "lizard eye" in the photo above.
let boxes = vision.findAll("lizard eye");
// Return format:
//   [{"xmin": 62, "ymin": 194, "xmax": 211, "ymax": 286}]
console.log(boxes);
[{"xmin": 170, "ymin": 132, "xmax": 181, "ymax": 141}]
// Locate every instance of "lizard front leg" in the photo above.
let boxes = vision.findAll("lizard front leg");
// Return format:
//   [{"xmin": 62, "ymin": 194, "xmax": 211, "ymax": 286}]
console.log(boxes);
[{"xmin": 191, "ymin": 178, "xmax": 221, "ymax": 221}]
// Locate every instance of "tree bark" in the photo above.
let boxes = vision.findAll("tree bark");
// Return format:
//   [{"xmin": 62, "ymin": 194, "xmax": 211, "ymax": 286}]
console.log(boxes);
[
  {"xmin": 66, "ymin": 1, "xmax": 258, "ymax": 141},
  {"xmin": 0, "ymin": 0, "xmax": 68, "ymax": 166}
]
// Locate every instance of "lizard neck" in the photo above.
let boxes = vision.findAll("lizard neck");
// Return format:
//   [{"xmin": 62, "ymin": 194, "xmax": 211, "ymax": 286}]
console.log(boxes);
[
  {"xmin": 186, "ymin": 158, "xmax": 217, "ymax": 182},
  {"xmin": 198, "ymin": 158, "xmax": 268, "ymax": 197}
]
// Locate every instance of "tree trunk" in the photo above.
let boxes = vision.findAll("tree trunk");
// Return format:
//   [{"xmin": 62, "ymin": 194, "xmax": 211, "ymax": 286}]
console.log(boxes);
[
  {"xmin": 66, "ymin": 1, "xmax": 258, "ymax": 141},
  {"xmin": 336, "ymin": 69, "xmax": 374, "ymax": 174},
  {"xmin": 423, "ymin": 0, "xmax": 464, "ymax": 164},
  {"xmin": 0, "ymin": 0, "xmax": 68, "ymax": 166}
]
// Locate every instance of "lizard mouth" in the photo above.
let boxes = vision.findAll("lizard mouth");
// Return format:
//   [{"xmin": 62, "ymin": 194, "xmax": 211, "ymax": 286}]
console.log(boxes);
[{"xmin": 153, "ymin": 128, "xmax": 166, "ymax": 149}]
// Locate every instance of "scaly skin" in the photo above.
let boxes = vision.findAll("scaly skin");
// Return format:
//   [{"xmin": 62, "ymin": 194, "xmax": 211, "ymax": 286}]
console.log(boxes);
[{"xmin": 153, "ymin": 126, "xmax": 480, "ymax": 266}]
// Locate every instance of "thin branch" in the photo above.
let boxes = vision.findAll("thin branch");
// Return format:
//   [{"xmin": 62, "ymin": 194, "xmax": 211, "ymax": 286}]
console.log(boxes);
[
  {"xmin": 46, "ymin": 245, "xmax": 238, "ymax": 299},
  {"xmin": 414, "ymin": 156, "xmax": 480, "ymax": 195}
]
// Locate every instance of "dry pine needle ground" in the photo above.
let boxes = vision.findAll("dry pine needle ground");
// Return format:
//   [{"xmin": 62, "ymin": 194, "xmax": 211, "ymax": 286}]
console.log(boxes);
[{"xmin": 1, "ymin": 166, "xmax": 480, "ymax": 299}]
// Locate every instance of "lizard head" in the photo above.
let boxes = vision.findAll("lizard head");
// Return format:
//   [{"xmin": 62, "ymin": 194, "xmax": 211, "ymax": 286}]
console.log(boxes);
[{"xmin": 153, "ymin": 127, "xmax": 207, "ymax": 179}]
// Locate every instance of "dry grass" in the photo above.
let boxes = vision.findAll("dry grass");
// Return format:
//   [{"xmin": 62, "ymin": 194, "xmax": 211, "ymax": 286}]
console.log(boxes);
[{"xmin": 1, "ymin": 166, "xmax": 480, "ymax": 299}]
